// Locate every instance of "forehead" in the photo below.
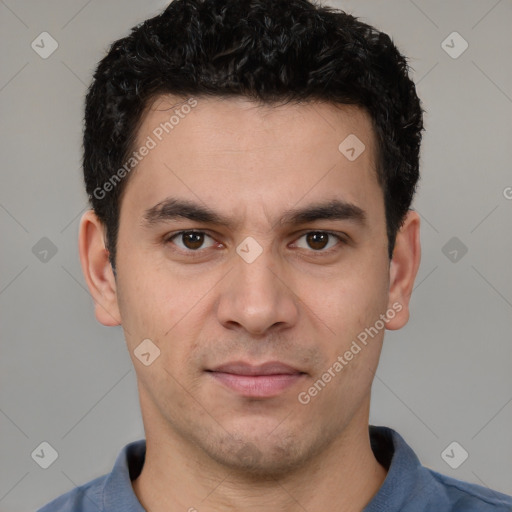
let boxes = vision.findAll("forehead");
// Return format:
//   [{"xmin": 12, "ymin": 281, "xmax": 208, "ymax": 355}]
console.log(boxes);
[
  {"xmin": 122, "ymin": 95, "xmax": 382, "ymax": 226},
  {"xmin": 138, "ymin": 95, "xmax": 376, "ymax": 156}
]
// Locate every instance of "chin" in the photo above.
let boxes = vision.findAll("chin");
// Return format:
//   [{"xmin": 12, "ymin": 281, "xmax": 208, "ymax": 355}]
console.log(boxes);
[{"xmin": 202, "ymin": 430, "xmax": 316, "ymax": 479}]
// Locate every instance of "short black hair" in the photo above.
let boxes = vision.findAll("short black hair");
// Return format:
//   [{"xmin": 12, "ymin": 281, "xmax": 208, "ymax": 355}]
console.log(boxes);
[{"xmin": 83, "ymin": 0, "xmax": 423, "ymax": 266}]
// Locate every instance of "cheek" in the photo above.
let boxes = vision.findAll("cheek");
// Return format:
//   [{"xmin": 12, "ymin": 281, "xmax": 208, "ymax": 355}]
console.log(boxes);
[
  {"xmin": 303, "ymin": 260, "xmax": 389, "ymax": 343},
  {"xmin": 115, "ymin": 255, "xmax": 212, "ymax": 369},
  {"xmin": 116, "ymin": 247, "xmax": 179, "ymax": 323},
  {"xmin": 116, "ymin": 270, "xmax": 168, "ymax": 342},
  {"xmin": 304, "ymin": 275, "xmax": 388, "ymax": 404}
]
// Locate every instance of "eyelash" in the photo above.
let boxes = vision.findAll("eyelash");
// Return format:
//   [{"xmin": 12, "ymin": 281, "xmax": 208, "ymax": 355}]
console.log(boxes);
[{"xmin": 164, "ymin": 230, "xmax": 347, "ymax": 256}]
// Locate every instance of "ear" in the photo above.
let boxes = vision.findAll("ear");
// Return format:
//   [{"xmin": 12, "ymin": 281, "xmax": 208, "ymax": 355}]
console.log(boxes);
[
  {"xmin": 385, "ymin": 210, "xmax": 421, "ymax": 330},
  {"xmin": 78, "ymin": 210, "xmax": 121, "ymax": 326}
]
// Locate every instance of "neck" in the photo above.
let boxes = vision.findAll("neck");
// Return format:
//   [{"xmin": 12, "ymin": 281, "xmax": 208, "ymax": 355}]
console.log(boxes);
[{"xmin": 132, "ymin": 400, "xmax": 387, "ymax": 512}]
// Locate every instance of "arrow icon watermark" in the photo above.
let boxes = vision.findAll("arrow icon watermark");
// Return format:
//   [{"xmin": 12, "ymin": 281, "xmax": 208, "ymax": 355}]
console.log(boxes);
[
  {"xmin": 134, "ymin": 339, "xmax": 161, "ymax": 366},
  {"xmin": 236, "ymin": 236, "xmax": 263, "ymax": 263},
  {"xmin": 338, "ymin": 134, "xmax": 365, "ymax": 161}
]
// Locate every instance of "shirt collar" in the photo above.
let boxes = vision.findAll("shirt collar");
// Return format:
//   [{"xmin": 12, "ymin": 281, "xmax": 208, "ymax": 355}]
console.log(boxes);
[
  {"xmin": 100, "ymin": 425, "xmax": 414, "ymax": 511},
  {"xmin": 364, "ymin": 425, "xmax": 427, "ymax": 511},
  {"xmin": 103, "ymin": 439, "xmax": 146, "ymax": 511}
]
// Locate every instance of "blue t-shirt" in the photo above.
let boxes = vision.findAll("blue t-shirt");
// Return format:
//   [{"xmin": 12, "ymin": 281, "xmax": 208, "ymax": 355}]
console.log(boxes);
[{"xmin": 37, "ymin": 426, "xmax": 512, "ymax": 511}]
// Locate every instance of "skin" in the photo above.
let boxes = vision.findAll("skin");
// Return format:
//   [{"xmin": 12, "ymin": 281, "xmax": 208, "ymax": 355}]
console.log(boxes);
[{"xmin": 79, "ymin": 96, "xmax": 421, "ymax": 512}]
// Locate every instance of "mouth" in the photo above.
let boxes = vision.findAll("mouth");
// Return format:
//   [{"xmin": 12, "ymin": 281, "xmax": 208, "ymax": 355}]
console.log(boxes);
[{"xmin": 206, "ymin": 361, "xmax": 307, "ymax": 398}]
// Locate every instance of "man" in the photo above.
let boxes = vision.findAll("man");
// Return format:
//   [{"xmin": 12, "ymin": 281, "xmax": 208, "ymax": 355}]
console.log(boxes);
[{"xmin": 38, "ymin": 0, "xmax": 512, "ymax": 511}]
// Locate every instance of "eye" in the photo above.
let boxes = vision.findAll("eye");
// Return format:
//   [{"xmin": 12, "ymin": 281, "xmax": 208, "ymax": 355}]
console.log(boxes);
[
  {"xmin": 168, "ymin": 231, "xmax": 217, "ymax": 251},
  {"xmin": 293, "ymin": 231, "xmax": 343, "ymax": 251}
]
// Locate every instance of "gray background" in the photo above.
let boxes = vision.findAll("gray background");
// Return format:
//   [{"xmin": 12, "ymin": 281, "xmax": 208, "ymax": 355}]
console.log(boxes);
[{"xmin": 1, "ymin": 0, "xmax": 511, "ymax": 510}]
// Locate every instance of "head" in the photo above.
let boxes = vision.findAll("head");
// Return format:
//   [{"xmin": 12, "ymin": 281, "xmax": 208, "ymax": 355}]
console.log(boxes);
[
  {"xmin": 80, "ymin": 0, "xmax": 422, "ymax": 476},
  {"xmin": 84, "ymin": 0, "xmax": 423, "ymax": 266}
]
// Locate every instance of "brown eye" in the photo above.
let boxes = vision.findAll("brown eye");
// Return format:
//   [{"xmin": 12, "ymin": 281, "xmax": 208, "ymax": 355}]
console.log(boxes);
[
  {"xmin": 170, "ymin": 231, "xmax": 215, "ymax": 251},
  {"xmin": 293, "ymin": 231, "xmax": 342, "ymax": 252},
  {"xmin": 182, "ymin": 232, "xmax": 205, "ymax": 249},
  {"xmin": 305, "ymin": 232, "xmax": 329, "ymax": 250}
]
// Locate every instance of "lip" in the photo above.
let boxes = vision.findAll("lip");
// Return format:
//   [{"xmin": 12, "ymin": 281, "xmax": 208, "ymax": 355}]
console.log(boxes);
[{"xmin": 206, "ymin": 361, "xmax": 306, "ymax": 398}]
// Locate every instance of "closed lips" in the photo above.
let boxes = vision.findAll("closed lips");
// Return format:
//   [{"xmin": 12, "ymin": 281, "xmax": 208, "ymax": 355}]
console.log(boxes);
[{"xmin": 207, "ymin": 361, "xmax": 305, "ymax": 376}]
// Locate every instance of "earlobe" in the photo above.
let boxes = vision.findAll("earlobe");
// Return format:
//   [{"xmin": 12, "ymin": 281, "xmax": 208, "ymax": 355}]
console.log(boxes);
[
  {"xmin": 386, "ymin": 210, "xmax": 421, "ymax": 331},
  {"xmin": 78, "ymin": 210, "xmax": 121, "ymax": 326}
]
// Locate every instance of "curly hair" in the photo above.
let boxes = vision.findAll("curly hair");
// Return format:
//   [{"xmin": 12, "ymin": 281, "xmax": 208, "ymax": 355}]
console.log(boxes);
[{"xmin": 83, "ymin": 0, "xmax": 423, "ymax": 265}]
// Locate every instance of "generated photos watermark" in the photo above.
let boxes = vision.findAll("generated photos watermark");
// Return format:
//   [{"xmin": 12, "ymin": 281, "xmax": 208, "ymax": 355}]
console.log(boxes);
[
  {"xmin": 93, "ymin": 97, "xmax": 198, "ymax": 200},
  {"xmin": 298, "ymin": 301, "xmax": 403, "ymax": 405}
]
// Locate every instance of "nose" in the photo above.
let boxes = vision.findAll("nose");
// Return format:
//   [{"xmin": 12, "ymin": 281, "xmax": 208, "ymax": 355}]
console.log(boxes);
[{"xmin": 216, "ymin": 247, "xmax": 300, "ymax": 336}]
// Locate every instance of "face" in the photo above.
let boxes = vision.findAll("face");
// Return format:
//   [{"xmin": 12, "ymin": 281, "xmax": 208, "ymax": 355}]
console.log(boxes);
[{"xmin": 83, "ymin": 96, "xmax": 417, "ymax": 476}]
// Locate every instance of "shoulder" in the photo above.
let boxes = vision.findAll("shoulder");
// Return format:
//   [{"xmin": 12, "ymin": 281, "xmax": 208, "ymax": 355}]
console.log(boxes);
[
  {"xmin": 36, "ymin": 474, "xmax": 107, "ymax": 512},
  {"xmin": 427, "ymin": 469, "xmax": 512, "ymax": 511},
  {"xmin": 367, "ymin": 426, "xmax": 512, "ymax": 512},
  {"xmin": 36, "ymin": 439, "xmax": 146, "ymax": 512}
]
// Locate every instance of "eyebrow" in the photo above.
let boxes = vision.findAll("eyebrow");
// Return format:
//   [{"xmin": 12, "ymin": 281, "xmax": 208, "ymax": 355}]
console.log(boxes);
[
  {"xmin": 142, "ymin": 198, "xmax": 232, "ymax": 228},
  {"xmin": 278, "ymin": 199, "xmax": 366, "ymax": 227},
  {"xmin": 142, "ymin": 197, "xmax": 367, "ymax": 230}
]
